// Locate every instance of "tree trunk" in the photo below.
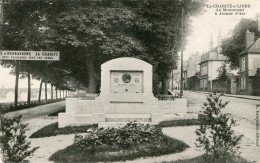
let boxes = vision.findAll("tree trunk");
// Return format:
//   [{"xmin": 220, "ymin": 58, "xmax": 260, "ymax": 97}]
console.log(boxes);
[
  {"xmin": 171, "ymin": 71, "xmax": 173, "ymax": 90},
  {"xmin": 86, "ymin": 57, "xmax": 96, "ymax": 93},
  {"xmin": 14, "ymin": 70, "xmax": 19, "ymax": 108},
  {"xmin": 60, "ymin": 90, "xmax": 61, "ymax": 99},
  {"xmin": 55, "ymin": 87, "xmax": 57, "ymax": 99},
  {"xmin": 161, "ymin": 73, "xmax": 171, "ymax": 95},
  {"xmin": 45, "ymin": 81, "xmax": 47, "ymax": 102},
  {"xmin": 27, "ymin": 72, "xmax": 31, "ymax": 104},
  {"xmin": 66, "ymin": 90, "xmax": 68, "ymax": 97},
  {"xmin": 51, "ymin": 84, "xmax": 53, "ymax": 100},
  {"xmin": 38, "ymin": 80, "xmax": 43, "ymax": 103}
]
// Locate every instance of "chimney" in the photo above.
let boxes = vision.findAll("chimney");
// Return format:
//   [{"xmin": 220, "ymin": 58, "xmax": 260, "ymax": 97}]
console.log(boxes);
[
  {"xmin": 257, "ymin": 13, "xmax": 260, "ymax": 32},
  {"xmin": 245, "ymin": 29, "xmax": 255, "ymax": 48}
]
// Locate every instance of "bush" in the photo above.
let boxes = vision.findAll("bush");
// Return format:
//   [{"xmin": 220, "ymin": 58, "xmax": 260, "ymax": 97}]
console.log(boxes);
[
  {"xmin": 50, "ymin": 122, "xmax": 188, "ymax": 162},
  {"xmin": 195, "ymin": 94, "xmax": 243, "ymax": 160},
  {"xmin": 0, "ymin": 104, "xmax": 9, "ymax": 114},
  {"xmin": 1, "ymin": 115, "xmax": 39, "ymax": 163},
  {"xmin": 74, "ymin": 122, "xmax": 164, "ymax": 149}
]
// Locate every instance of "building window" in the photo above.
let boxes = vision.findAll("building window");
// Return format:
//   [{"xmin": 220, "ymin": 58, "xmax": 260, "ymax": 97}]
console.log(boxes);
[
  {"xmin": 201, "ymin": 65, "xmax": 207, "ymax": 76},
  {"xmin": 243, "ymin": 78, "xmax": 246, "ymax": 89},
  {"xmin": 241, "ymin": 77, "xmax": 243, "ymax": 89},
  {"xmin": 241, "ymin": 57, "xmax": 246, "ymax": 71}
]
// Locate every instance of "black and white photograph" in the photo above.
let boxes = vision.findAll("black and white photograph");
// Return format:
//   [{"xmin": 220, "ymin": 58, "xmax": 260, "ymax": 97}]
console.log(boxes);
[{"xmin": 0, "ymin": 0, "xmax": 260, "ymax": 162}]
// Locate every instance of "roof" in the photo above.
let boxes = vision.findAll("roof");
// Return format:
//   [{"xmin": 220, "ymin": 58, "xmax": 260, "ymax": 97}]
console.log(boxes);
[
  {"xmin": 239, "ymin": 38, "xmax": 260, "ymax": 56},
  {"xmin": 199, "ymin": 48, "xmax": 227, "ymax": 65}
]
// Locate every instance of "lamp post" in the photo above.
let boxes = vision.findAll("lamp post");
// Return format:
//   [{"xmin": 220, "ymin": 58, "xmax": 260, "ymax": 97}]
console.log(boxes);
[{"xmin": 180, "ymin": 5, "xmax": 184, "ymax": 98}]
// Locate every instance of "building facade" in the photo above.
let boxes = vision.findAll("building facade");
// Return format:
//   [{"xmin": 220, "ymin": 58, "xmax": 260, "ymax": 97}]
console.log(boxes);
[
  {"xmin": 199, "ymin": 32, "xmax": 228, "ymax": 91},
  {"xmin": 182, "ymin": 53, "xmax": 201, "ymax": 90},
  {"xmin": 239, "ymin": 30, "xmax": 260, "ymax": 95}
]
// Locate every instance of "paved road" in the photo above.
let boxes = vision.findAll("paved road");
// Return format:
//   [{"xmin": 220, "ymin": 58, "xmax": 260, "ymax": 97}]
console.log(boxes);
[
  {"xmin": 3, "ymin": 101, "xmax": 65, "ymax": 121},
  {"xmin": 180, "ymin": 90, "xmax": 259, "ymax": 122},
  {"xmin": 178, "ymin": 90, "xmax": 260, "ymax": 143}
]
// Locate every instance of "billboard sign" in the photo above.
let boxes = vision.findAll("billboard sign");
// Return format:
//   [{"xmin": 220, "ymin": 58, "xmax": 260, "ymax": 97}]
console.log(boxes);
[{"xmin": 0, "ymin": 51, "xmax": 60, "ymax": 61}]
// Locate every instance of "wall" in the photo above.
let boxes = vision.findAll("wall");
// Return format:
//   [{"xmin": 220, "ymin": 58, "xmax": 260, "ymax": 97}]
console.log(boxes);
[
  {"xmin": 230, "ymin": 76, "xmax": 239, "ymax": 94},
  {"xmin": 250, "ymin": 76, "xmax": 260, "ymax": 96},
  {"xmin": 248, "ymin": 53, "xmax": 260, "ymax": 76},
  {"xmin": 200, "ymin": 63, "xmax": 207, "ymax": 76},
  {"xmin": 200, "ymin": 78, "xmax": 208, "ymax": 90},
  {"xmin": 187, "ymin": 76, "xmax": 200, "ymax": 90},
  {"xmin": 239, "ymin": 55, "xmax": 249, "ymax": 95},
  {"xmin": 212, "ymin": 78, "xmax": 231, "ymax": 93},
  {"xmin": 200, "ymin": 63, "xmax": 208, "ymax": 90},
  {"xmin": 208, "ymin": 61, "xmax": 225, "ymax": 81}
]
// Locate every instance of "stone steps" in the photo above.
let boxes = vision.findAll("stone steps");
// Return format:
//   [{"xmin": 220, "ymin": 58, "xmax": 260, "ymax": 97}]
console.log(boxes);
[{"xmin": 105, "ymin": 114, "xmax": 151, "ymax": 122}]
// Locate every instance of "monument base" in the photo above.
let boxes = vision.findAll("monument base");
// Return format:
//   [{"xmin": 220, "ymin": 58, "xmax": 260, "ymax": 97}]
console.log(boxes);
[
  {"xmin": 58, "ymin": 97, "xmax": 198, "ymax": 128},
  {"xmin": 58, "ymin": 112, "xmax": 198, "ymax": 128}
]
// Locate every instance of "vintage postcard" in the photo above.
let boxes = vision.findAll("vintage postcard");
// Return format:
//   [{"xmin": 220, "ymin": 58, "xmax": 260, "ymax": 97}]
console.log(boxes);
[{"xmin": 0, "ymin": 0, "xmax": 260, "ymax": 162}]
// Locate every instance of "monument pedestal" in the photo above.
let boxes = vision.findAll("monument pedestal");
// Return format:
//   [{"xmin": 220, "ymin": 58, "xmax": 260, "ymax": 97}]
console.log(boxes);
[{"xmin": 58, "ymin": 57, "xmax": 197, "ymax": 128}]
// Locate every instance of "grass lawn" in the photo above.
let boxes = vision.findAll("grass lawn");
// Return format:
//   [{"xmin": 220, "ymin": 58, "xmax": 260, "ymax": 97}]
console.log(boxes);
[
  {"xmin": 157, "ymin": 119, "xmax": 203, "ymax": 128},
  {"xmin": 49, "ymin": 135, "xmax": 189, "ymax": 162},
  {"xmin": 47, "ymin": 107, "xmax": 65, "ymax": 116},
  {"xmin": 2, "ymin": 99, "xmax": 65, "ymax": 113},
  {"xmin": 167, "ymin": 154, "xmax": 250, "ymax": 163},
  {"xmin": 30, "ymin": 122, "xmax": 97, "ymax": 138},
  {"xmin": 30, "ymin": 119, "xmax": 203, "ymax": 138}
]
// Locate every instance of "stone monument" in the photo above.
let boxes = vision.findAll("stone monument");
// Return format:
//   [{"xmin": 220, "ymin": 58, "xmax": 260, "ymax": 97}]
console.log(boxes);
[{"xmin": 59, "ymin": 57, "xmax": 197, "ymax": 128}]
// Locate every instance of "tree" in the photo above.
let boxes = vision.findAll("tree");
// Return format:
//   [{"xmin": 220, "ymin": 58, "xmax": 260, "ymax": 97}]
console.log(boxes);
[
  {"xmin": 1, "ymin": 0, "xmax": 204, "ymax": 95},
  {"xmin": 38, "ymin": 80, "xmax": 43, "ymax": 103},
  {"xmin": 217, "ymin": 63, "xmax": 229, "ymax": 81},
  {"xmin": 0, "ymin": 1, "xmax": 49, "ymax": 105},
  {"xmin": 221, "ymin": 18, "xmax": 258, "ymax": 68},
  {"xmin": 45, "ymin": 81, "xmax": 47, "ymax": 101}
]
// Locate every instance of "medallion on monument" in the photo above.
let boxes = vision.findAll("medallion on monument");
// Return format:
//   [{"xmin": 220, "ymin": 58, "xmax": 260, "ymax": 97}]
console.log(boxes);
[{"xmin": 110, "ymin": 71, "xmax": 143, "ymax": 93}]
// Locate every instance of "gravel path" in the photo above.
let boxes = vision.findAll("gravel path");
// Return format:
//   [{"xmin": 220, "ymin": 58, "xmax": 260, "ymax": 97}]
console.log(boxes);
[
  {"xmin": 25, "ymin": 119, "xmax": 204, "ymax": 163},
  {"xmin": 3, "ymin": 116, "xmax": 260, "ymax": 163},
  {"xmin": 122, "ymin": 126, "xmax": 204, "ymax": 163},
  {"xmin": 1, "ymin": 99, "xmax": 260, "ymax": 162},
  {"xmin": 25, "ymin": 117, "xmax": 74, "ymax": 163}
]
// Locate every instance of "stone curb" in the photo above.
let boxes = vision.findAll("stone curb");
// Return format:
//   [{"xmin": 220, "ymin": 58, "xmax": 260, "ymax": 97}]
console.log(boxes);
[{"xmin": 186, "ymin": 90, "xmax": 260, "ymax": 102}]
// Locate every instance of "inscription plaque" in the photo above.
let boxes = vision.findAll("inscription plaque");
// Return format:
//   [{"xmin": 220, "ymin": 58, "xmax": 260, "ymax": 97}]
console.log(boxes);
[{"xmin": 110, "ymin": 71, "xmax": 143, "ymax": 93}]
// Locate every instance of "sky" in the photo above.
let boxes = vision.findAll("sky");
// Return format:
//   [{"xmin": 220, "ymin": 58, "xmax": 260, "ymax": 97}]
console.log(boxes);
[
  {"xmin": 1, "ymin": 0, "xmax": 260, "ymax": 88},
  {"xmin": 0, "ymin": 66, "xmax": 42, "ymax": 89},
  {"xmin": 184, "ymin": 0, "xmax": 260, "ymax": 60}
]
